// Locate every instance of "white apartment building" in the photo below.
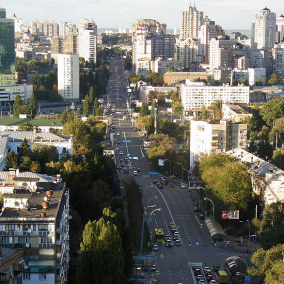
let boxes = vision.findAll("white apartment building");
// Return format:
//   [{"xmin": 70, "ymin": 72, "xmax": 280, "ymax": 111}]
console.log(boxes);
[
  {"xmin": 0, "ymin": 170, "xmax": 70, "ymax": 284},
  {"xmin": 136, "ymin": 57, "xmax": 151, "ymax": 76},
  {"xmin": 190, "ymin": 120, "xmax": 247, "ymax": 169},
  {"xmin": 251, "ymin": 7, "xmax": 276, "ymax": 50},
  {"xmin": 58, "ymin": 22, "xmax": 77, "ymax": 37},
  {"xmin": 181, "ymin": 80, "xmax": 249, "ymax": 113},
  {"xmin": 209, "ymin": 39, "xmax": 233, "ymax": 70},
  {"xmin": 175, "ymin": 38, "xmax": 198, "ymax": 69},
  {"xmin": 198, "ymin": 17, "xmax": 217, "ymax": 63},
  {"xmin": 248, "ymin": 68, "xmax": 266, "ymax": 86},
  {"xmin": 78, "ymin": 18, "xmax": 97, "ymax": 64},
  {"xmin": 139, "ymin": 85, "xmax": 178, "ymax": 102},
  {"xmin": 180, "ymin": 4, "xmax": 204, "ymax": 40},
  {"xmin": 273, "ymin": 43, "xmax": 284, "ymax": 75},
  {"xmin": 276, "ymin": 14, "xmax": 284, "ymax": 43},
  {"xmin": 30, "ymin": 20, "xmax": 59, "ymax": 38},
  {"xmin": 57, "ymin": 54, "xmax": 79, "ymax": 101},
  {"xmin": 222, "ymin": 104, "xmax": 252, "ymax": 123}
]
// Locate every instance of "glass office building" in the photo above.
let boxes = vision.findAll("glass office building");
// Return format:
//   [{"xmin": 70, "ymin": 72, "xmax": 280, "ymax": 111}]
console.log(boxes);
[{"xmin": 0, "ymin": 8, "xmax": 15, "ymax": 86}]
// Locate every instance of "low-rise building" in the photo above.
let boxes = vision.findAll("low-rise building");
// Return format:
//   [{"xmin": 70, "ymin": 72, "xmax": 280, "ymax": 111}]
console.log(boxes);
[
  {"xmin": 222, "ymin": 104, "xmax": 253, "ymax": 123},
  {"xmin": 0, "ymin": 170, "xmax": 70, "ymax": 284},
  {"xmin": 163, "ymin": 71, "xmax": 211, "ymax": 85},
  {"xmin": 227, "ymin": 148, "xmax": 284, "ymax": 205},
  {"xmin": 190, "ymin": 120, "xmax": 247, "ymax": 169},
  {"xmin": 139, "ymin": 85, "xmax": 178, "ymax": 102}
]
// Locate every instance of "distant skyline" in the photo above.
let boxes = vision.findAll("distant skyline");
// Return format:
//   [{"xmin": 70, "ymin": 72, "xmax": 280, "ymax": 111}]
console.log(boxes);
[{"xmin": 1, "ymin": 0, "xmax": 282, "ymax": 31}]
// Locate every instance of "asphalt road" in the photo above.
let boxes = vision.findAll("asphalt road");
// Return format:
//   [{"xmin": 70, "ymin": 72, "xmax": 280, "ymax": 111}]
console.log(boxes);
[{"xmin": 107, "ymin": 58, "xmax": 251, "ymax": 284}]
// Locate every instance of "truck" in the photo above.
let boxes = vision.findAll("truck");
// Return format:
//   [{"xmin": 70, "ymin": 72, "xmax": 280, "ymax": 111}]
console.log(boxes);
[{"xmin": 160, "ymin": 175, "xmax": 170, "ymax": 186}]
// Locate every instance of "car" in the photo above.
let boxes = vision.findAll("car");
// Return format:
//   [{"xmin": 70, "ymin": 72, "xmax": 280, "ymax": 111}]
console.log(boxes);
[
  {"xmin": 169, "ymin": 222, "xmax": 175, "ymax": 229},
  {"xmin": 116, "ymin": 141, "xmax": 121, "ymax": 144},
  {"xmin": 199, "ymin": 280, "xmax": 205, "ymax": 284},
  {"xmin": 171, "ymin": 228, "xmax": 177, "ymax": 234},
  {"xmin": 153, "ymin": 244, "xmax": 159, "ymax": 251},
  {"xmin": 196, "ymin": 275, "xmax": 204, "ymax": 280},
  {"xmin": 206, "ymin": 274, "xmax": 214, "ymax": 281},
  {"xmin": 180, "ymin": 183, "xmax": 187, "ymax": 189},
  {"xmin": 137, "ymin": 168, "xmax": 141, "ymax": 172},
  {"xmin": 174, "ymin": 231, "xmax": 179, "ymax": 237},
  {"xmin": 142, "ymin": 266, "xmax": 149, "ymax": 271},
  {"xmin": 200, "ymin": 214, "xmax": 205, "ymax": 220},
  {"xmin": 194, "ymin": 206, "xmax": 199, "ymax": 212},
  {"xmin": 175, "ymin": 239, "xmax": 181, "ymax": 246},
  {"xmin": 194, "ymin": 268, "xmax": 201, "ymax": 276},
  {"xmin": 166, "ymin": 240, "xmax": 173, "ymax": 247},
  {"xmin": 119, "ymin": 151, "xmax": 123, "ymax": 155},
  {"xmin": 158, "ymin": 185, "xmax": 163, "ymax": 189},
  {"xmin": 133, "ymin": 170, "xmax": 138, "ymax": 176},
  {"xmin": 164, "ymin": 235, "xmax": 171, "ymax": 241},
  {"xmin": 116, "ymin": 132, "xmax": 120, "ymax": 136},
  {"xmin": 173, "ymin": 235, "xmax": 180, "ymax": 241},
  {"xmin": 149, "ymin": 265, "xmax": 157, "ymax": 272},
  {"xmin": 210, "ymin": 281, "xmax": 217, "ymax": 284},
  {"xmin": 213, "ymin": 265, "xmax": 221, "ymax": 272},
  {"xmin": 153, "ymin": 180, "xmax": 158, "ymax": 185}
]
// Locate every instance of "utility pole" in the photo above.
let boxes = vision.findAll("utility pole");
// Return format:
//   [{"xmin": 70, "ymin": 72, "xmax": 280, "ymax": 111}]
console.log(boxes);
[{"xmin": 154, "ymin": 107, "xmax": 157, "ymax": 134}]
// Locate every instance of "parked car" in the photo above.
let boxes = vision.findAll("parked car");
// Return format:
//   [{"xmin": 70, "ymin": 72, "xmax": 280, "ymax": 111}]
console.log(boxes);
[
  {"xmin": 133, "ymin": 170, "xmax": 138, "ymax": 176},
  {"xmin": 153, "ymin": 244, "xmax": 159, "ymax": 251}
]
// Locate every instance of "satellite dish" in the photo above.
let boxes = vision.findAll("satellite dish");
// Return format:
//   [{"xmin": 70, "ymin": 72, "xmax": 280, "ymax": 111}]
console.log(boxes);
[
  {"xmin": 27, "ymin": 229, "xmax": 31, "ymax": 233},
  {"xmin": 24, "ymin": 265, "xmax": 28, "ymax": 269},
  {"xmin": 43, "ymin": 197, "xmax": 48, "ymax": 201},
  {"xmin": 25, "ymin": 243, "xmax": 30, "ymax": 248}
]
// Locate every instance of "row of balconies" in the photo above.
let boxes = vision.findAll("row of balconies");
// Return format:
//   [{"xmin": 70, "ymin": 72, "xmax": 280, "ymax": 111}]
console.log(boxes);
[{"xmin": 0, "ymin": 231, "xmax": 54, "ymax": 236}]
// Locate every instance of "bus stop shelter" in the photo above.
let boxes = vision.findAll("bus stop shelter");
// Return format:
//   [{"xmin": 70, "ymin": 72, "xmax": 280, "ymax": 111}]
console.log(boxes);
[{"xmin": 204, "ymin": 218, "xmax": 226, "ymax": 241}]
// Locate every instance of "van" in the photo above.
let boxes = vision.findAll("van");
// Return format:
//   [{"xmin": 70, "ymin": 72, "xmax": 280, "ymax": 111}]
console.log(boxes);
[{"xmin": 133, "ymin": 171, "xmax": 138, "ymax": 176}]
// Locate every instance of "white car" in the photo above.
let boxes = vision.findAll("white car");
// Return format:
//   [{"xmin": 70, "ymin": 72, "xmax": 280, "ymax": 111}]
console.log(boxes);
[
  {"xmin": 119, "ymin": 151, "xmax": 123, "ymax": 155},
  {"xmin": 116, "ymin": 132, "xmax": 120, "ymax": 136},
  {"xmin": 180, "ymin": 183, "xmax": 187, "ymax": 189},
  {"xmin": 153, "ymin": 244, "xmax": 159, "ymax": 251},
  {"xmin": 133, "ymin": 170, "xmax": 138, "ymax": 176}
]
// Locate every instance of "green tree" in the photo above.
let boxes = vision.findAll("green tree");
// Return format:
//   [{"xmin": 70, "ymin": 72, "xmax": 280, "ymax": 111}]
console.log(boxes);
[
  {"xmin": 210, "ymin": 100, "xmax": 222, "ymax": 120},
  {"xmin": 18, "ymin": 138, "xmax": 32, "ymax": 161},
  {"xmin": 260, "ymin": 98, "xmax": 284, "ymax": 127},
  {"xmin": 4, "ymin": 151, "xmax": 19, "ymax": 170},
  {"xmin": 267, "ymin": 73, "xmax": 278, "ymax": 85},
  {"xmin": 271, "ymin": 146, "xmax": 284, "ymax": 169},
  {"xmin": 33, "ymin": 71, "xmax": 40, "ymax": 89},
  {"xmin": 29, "ymin": 93, "xmax": 37, "ymax": 117},
  {"xmin": 76, "ymin": 208, "xmax": 125, "ymax": 284},
  {"xmin": 199, "ymin": 153, "xmax": 252, "ymax": 209},
  {"xmin": 140, "ymin": 102, "xmax": 148, "ymax": 117},
  {"xmin": 13, "ymin": 95, "xmax": 22, "ymax": 117},
  {"xmin": 248, "ymin": 244, "xmax": 284, "ymax": 284},
  {"xmin": 201, "ymin": 105, "xmax": 210, "ymax": 119}
]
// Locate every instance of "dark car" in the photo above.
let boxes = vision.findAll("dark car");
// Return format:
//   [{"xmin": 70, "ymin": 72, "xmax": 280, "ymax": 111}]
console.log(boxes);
[
  {"xmin": 200, "ymin": 214, "xmax": 205, "ymax": 220},
  {"xmin": 213, "ymin": 265, "xmax": 221, "ymax": 272},
  {"xmin": 158, "ymin": 185, "xmax": 163, "ymax": 189}
]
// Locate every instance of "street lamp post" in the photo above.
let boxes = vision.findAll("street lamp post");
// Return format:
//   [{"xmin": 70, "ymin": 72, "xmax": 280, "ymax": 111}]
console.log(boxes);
[
  {"xmin": 240, "ymin": 220, "xmax": 251, "ymax": 253},
  {"xmin": 177, "ymin": 162, "xmax": 184, "ymax": 182},
  {"xmin": 163, "ymin": 159, "xmax": 171, "ymax": 176},
  {"xmin": 204, "ymin": 197, "xmax": 214, "ymax": 219},
  {"xmin": 198, "ymin": 187, "xmax": 207, "ymax": 214}
]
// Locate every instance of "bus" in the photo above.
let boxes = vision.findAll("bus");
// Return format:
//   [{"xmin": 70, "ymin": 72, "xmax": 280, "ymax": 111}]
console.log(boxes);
[
  {"xmin": 154, "ymin": 228, "xmax": 164, "ymax": 242},
  {"xmin": 217, "ymin": 270, "xmax": 229, "ymax": 284}
]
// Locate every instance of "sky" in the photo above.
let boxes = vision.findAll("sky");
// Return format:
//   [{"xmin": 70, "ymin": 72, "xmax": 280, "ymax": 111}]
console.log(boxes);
[{"xmin": 1, "ymin": 0, "xmax": 282, "ymax": 31}]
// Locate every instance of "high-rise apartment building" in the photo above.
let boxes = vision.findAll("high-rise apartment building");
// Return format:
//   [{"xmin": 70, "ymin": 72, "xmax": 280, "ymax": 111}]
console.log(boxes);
[
  {"xmin": 276, "ymin": 14, "xmax": 284, "ymax": 43},
  {"xmin": 131, "ymin": 19, "xmax": 167, "ymax": 72},
  {"xmin": 273, "ymin": 43, "xmax": 284, "ymax": 75},
  {"xmin": 180, "ymin": 4, "xmax": 203, "ymax": 40},
  {"xmin": 251, "ymin": 7, "xmax": 276, "ymax": 50},
  {"xmin": 78, "ymin": 18, "xmax": 97, "ymax": 65},
  {"xmin": 209, "ymin": 39, "xmax": 233, "ymax": 70},
  {"xmin": 30, "ymin": 20, "xmax": 59, "ymax": 38},
  {"xmin": 190, "ymin": 120, "xmax": 247, "ymax": 169},
  {"xmin": 0, "ymin": 7, "xmax": 15, "ymax": 86},
  {"xmin": 198, "ymin": 16, "xmax": 217, "ymax": 63},
  {"xmin": 57, "ymin": 54, "xmax": 79, "ymax": 101},
  {"xmin": 175, "ymin": 38, "xmax": 198, "ymax": 69}
]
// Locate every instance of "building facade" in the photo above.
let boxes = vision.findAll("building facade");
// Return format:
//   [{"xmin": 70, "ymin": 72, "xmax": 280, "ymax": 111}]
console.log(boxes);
[
  {"xmin": 175, "ymin": 38, "xmax": 198, "ymax": 69},
  {"xmin": 57, "ymin": 54, "xmax": 79, "ymax": 101},
  {"xmin": 180, "ymin": 4, "xmax": 203, "ymax": 40},
  {"xmin": 163, "ymin": 71, "xmax": 211, "ymax": 85},
  {"xmin": 190, "ymin": 120, "xmax": 247, "ymax": 169},
  {"xmin": 78, "ymin": 18, "xmax": 97, "ymax": 65},
  {"xmin": 251, "ymin": 7, "xmax": 276, "ymax": 50},
  {"xmin": 248, "ymin": 67, "xmax": 266, "ymax": 86},
  {"xmin": 181, "ymin": 80, "xmax": 250, "ymax": 113},
  {"xmin": 0, "ymin": 8, "xmax": 15, "ymax": 87},
  {"xmin": 0, "ymin": 170, "xmax": 70, "ymax": 284}
]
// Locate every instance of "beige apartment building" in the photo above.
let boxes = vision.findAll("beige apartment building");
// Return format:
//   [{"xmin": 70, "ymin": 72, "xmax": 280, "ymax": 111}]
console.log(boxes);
[{"xmin": 163, "ymin": 72, "xmax": 211, "ymax": 85}]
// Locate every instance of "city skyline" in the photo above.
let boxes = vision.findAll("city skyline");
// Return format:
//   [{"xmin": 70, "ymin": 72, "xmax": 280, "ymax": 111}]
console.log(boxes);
[{"xmin": 1, "ymin": 0, "xmax": 283, "ymax": 31}]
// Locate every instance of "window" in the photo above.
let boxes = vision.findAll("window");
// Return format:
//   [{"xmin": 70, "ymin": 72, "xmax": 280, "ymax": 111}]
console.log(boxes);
[
  {"xmin": 39, "ymin": 273, "xmax": 46, "ymax": 281},
  {"xmin": 41, "ymin": 237, "xmax": 52, "ymax": 244},
  {"xmin": 23, "ymin": 273, "xmax": 30, "ymax": 280},
  {"xmin": 39, "ymin": 224, "xmax": 48, "ymax": 231}
]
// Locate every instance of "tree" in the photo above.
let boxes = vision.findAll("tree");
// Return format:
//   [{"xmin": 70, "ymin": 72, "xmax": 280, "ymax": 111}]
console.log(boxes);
[
  {"xmin": 210, "ymin": 100, "xmax": 222, "ymax": 120},
  {"xmin": 199, "ymin": 153, "xmax": 252, "ymax": 209},
  {"xmin": 140, "ymin": 102, "xmax": 148, "ymax": 117},
  {"xmin": 260, "ymin": 98, "xmax": 284, "ymax": 127},
  {"xmin": 76, "ymin": 208, "xmax": 125, "ymax": 284},
  {"xmin": 267, "ymin": 73, "xmax": 278, "ymax": 85},
  {"xmin": 271, "ymin": 146, "xmax": 284, "ymax": 169},
  {"xmin": 13, "ymin": 95, "xmax": 22, "ymax": 117},
  {"xmin": 248, "ymin": 244, "xmax": 284, "ymax": 283},
  {"xmin": 18, "ymin": 138, "xmax": 32, "ymax": 161},
  {"xmin": 29, "ymin": 93, "xmax": 37, "ymax": 117},
  {"xmin": 4, "ymin": 151, "xmax": 18, "ymax": 170},
  {"xmin": 200, "ymin": 105, "xmax": 210, "ymax": 119}
]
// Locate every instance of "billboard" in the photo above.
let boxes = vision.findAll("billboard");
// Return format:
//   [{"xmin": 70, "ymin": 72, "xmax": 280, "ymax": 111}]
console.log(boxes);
[
  {"xmin": 222, "ymin": 210, "xmax": 240, "ymax": 220},
  {"xmin": 158, "ymin": 159, "xmax": 164, "ymax": 166}
]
